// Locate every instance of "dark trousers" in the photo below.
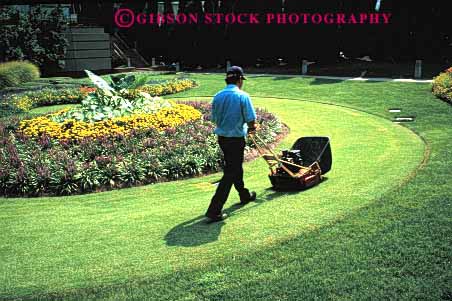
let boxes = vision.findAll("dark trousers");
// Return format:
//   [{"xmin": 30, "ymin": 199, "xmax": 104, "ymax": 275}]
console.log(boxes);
[{"xmin": 206, "ymin": 136, "xmax": 251, "ymax": 217}]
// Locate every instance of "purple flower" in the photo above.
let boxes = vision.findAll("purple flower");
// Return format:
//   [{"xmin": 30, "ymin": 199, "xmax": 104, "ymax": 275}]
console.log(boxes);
[
  {"xmin": 38, "ymin": 134, "xmax": 51, "ymax": 149},
  {"xmin": 143, "ymin": 138, "xmax": 157, "ymax": 148},
  {"xmin": 61, "ymin": 159, "xmax": 76, "ymax": 181},
  {"xmin": 95, "ymin": 155, "xmax": 112, "ymax": 166},
  {"xmin": 7, "ymin": 147, "xmax": 20, "ymax": 166},
  {"xmin": 36, "ymin": 165, "xmax": 50, "ymax": 179},
  {"xmin": 59, "ymin": 139, "xmax": 70, "ymax": 149},
  {"xmin": 16, "ymin": 165, "xmax": 26, "ymax": 182},
  {"xmin": 65, "ymin": 160, "xmax": 77, "ymax": 175},
  {"xmin": 164, "ymin": 128, "xmax": 176, "ymax": 136},
  {"xmin": 15, "ymin": 131, "xmax": 28, "ymax": 142}
]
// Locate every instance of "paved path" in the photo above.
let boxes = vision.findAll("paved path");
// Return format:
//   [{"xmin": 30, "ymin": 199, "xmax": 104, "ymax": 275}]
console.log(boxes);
[
  {"xmin": 135, "ymin": 68, "xmax": 435, "ymax": 83},
  {"xmin": 243, "ymin": 73, "xmax": 433, "ymax": 83}
]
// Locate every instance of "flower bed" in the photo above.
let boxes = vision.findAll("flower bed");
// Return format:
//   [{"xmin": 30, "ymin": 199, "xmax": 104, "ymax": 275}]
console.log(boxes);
[
  {"xmin": 180, "ymin": 100, "xmax": 283, "ymax": 147},
  {"xmin": 0, "ymin": 88, "xmax": 85, "ymax": 118},
  {"xmin": 2, "ymin": 78, "xmax": 198, "ymax": 115},
  {"xmin": 137, "ymin": 79, "xmax": 197, "ymax": 96},
  {"xmin": 18, "ymin": 104, "xmax": 202, "ymax": 140},
  {"xmin": 432, "ymin": 67, "xmax": 452, "ymax": 104},
  {"xmin": 0, "ymin": 102, "xmax": 284, "ymax": 197},
  {"xmin": 1, "ymin": 88, "xmax": 86, "ymax": 116}
]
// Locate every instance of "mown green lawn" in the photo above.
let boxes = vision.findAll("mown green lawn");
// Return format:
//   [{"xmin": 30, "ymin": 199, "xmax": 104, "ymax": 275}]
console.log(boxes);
[{"xmin": 1, "ymin": 74, "xmax": 451, "ymax": 300}]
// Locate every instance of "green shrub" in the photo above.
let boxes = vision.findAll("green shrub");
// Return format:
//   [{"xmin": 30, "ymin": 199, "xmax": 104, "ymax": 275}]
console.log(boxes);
[
  {"xmin": 432, "ymin": 68, "xmax": 452, "ymax": 104},
  {"xmin": 0, "ymin": 61, "xmax": 40, "ymax": 89}
]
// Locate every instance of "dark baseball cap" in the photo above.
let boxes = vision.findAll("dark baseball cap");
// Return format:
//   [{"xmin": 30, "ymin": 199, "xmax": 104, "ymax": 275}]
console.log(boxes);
[{"xmin": 226, "ymin": 66, "xmax": 247, "ymax": 80}]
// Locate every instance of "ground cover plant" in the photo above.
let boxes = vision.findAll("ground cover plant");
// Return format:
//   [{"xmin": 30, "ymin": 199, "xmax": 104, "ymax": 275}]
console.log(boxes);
[{"xmin": 0, "ymin": 73, "xmax": 450, "ymax": 300}]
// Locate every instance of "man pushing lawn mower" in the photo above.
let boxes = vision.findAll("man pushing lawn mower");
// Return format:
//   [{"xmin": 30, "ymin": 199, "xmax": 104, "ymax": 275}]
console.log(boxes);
[
  {"xmin": 205, "ymin": 66, "xmax": 258, "ymax": 223},
  {"xmin": 204, "ymin": 66, "xmax": 333, "ymax": 223}
]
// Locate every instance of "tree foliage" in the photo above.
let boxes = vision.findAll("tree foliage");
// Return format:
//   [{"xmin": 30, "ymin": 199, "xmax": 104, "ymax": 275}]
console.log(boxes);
[{"xmin": 0, "ymin": 5, "xmax": 68, "ymax": 72}]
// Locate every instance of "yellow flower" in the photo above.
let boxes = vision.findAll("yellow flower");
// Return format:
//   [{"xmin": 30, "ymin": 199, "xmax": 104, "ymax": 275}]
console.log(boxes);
[{"xmin": 18, "ymin": 104, "xmax": 201, "ymax": 141}]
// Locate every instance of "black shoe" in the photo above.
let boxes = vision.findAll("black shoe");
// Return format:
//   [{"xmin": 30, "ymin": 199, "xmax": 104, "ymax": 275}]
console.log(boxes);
[
  {"xmin": 240, "ymin": 191, "xmax": 257, "ymax": 205},
  {"xmin": 205, "ymin": 213, "xmax": 228, "ymax": 223}
]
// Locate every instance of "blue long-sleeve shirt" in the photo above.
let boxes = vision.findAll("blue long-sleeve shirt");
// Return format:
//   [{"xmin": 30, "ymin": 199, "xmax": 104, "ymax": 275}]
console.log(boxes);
[{"xmin": 211, "ymin": 84, "xmax": 257, "ymax": 137}]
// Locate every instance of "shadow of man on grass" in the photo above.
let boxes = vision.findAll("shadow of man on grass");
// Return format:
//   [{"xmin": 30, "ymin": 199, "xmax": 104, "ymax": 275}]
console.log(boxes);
[
  {"xmin": 164, "ymin": 214, "xmax": 226, "ymax": 247},
  {"xmin": 164, "ymin": 188, "xmax": 301, "ymax": 247}
]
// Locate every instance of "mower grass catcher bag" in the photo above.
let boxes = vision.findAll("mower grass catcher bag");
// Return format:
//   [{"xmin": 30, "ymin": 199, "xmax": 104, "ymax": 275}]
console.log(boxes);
[{"xmin": 268, "ymin": 136, "xmax": 332, "ymax": 191}]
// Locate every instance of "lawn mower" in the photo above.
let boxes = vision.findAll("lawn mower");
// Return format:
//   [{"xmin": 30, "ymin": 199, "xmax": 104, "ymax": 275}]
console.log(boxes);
[{"xmin": 250, "ymin": 134, "xmax": 332, "ymax": 191}]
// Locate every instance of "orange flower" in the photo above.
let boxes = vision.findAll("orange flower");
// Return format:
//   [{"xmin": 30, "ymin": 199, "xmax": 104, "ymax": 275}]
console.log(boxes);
[{"xmin": 80, "ymin": 86, "xmax": 97, "ymax": 96}]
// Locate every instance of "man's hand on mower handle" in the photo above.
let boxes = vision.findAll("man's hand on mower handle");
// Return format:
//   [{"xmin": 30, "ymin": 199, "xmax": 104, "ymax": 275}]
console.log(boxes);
[{"xmin": 247, "ymin": 121, "xmax": 259, "ymax": 136}]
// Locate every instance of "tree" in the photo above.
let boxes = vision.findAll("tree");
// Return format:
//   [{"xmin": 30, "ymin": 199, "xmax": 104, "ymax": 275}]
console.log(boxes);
[{"xmin": 0, "ymin": 5, "xmax": 68, "ymax": 74}]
